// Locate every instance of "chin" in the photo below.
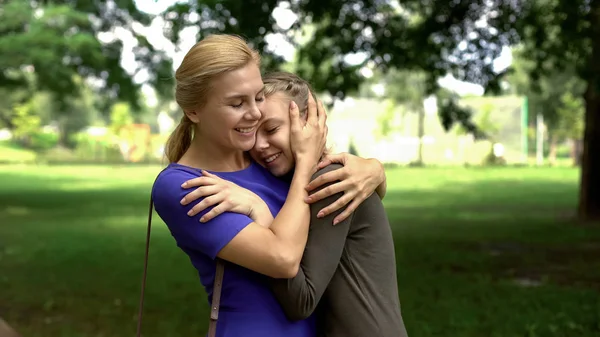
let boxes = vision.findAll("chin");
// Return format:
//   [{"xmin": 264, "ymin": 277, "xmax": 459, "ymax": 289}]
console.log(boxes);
[
  {"xmin": 267, "ymin": 167, "xmax": 284, "ymax": 177},
  {"xmin": 270, "ymin": 165, "xmax": 292, "ymax": 177},
  {"xmin": 236, "ymin": 141, "xmax": 256, "ymax": 152}
]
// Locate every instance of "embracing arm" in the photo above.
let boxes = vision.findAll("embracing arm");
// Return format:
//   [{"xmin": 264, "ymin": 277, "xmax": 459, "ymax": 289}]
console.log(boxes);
[
  {"xmin": 155, "ymin": 165, "xmax": 312, "ymax": 279},
  {"xmin": 270, "ymin": 164, "xmax": 352, "ymax": 320},
  {"xmin": 217, "ymin": 165, "xmax": 313, "ymax": 278},
  {"xmin": 305, "ymin": 153, "xmax": 387, "ymax": 224}
]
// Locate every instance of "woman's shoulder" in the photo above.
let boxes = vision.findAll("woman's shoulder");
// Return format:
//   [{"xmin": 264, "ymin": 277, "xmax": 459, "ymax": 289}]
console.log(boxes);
[
  {"xmin": 311, "ymin": 163, "xmax": 344, "ymax": 180},
  {"xmin": 153, "ymin": 163, "xmax": 200, "ymax": 187},
  {"xmin": 151, "ymin": 164, "xmax": 201, "ymax": 202}
]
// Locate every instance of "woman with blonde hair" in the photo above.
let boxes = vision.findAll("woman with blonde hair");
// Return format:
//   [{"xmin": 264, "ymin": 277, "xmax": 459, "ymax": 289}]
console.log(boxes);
[{"xmin": 151, "ymin": 35, "xmax": 388, "ymax": 337}]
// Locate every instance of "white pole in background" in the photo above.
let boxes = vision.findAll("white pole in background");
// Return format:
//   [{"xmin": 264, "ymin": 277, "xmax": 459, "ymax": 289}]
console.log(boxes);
[{"xmin": 536, "ymin": 113, "xmax": 544, "ymax": 166}]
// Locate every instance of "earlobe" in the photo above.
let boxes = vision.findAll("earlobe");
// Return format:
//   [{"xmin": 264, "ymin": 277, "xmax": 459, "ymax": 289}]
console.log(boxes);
[{"xmin": 184, "ymin": 109, "xmax": 201, "ymax": 124}]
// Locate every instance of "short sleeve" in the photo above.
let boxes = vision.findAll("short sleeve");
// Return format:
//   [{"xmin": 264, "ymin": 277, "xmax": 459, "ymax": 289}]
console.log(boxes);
[{"xmin": 151, "ymin": 168, "xmax": 254, "ymax": 259}]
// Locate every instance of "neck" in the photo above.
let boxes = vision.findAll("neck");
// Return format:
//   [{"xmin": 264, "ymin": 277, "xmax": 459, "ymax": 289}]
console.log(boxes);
[{"xmin": 178, "ymin": 134, "xmax": 251, "ymax": 172}]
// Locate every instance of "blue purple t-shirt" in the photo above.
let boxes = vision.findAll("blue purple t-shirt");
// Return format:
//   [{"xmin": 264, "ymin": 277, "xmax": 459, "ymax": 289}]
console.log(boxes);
[{"xmin": 151, "ymin": 161, "xmax": 316, "ymax": 337}]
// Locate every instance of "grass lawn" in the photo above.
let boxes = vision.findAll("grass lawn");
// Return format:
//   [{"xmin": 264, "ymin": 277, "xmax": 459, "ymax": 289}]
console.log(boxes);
[
  {"xmin": 1, "ymin": 164, "xmax": 599, "ymax": 337},
  {"xmin": 0, "ymin": 142, "xmax": 37, "ymax": 164}
]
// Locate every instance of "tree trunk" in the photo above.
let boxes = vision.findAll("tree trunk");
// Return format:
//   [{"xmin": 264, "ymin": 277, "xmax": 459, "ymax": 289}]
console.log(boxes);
[
  {"xmin": 548, "ymin": 133, "xmax": 557, "ymax": 166},
  {"xmin": 578, "ymin": 1, "xmax": 600, "ymax": 222},
  {"xmin": 578, "ymin": 85, "xmax": 600, "ymax": 221},
  {"xmin": 572, "ymin": 139, "xmax": 583, "ymax": 166}
]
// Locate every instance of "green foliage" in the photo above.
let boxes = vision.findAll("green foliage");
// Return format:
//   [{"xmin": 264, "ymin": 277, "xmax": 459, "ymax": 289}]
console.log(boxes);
[
  {"xmin": 476, "ymin": 103, "xmax": 501, "ymax": 142},
  {"xmin": 383, "ymin": 69, "xmax": 428, "ymax": 112},
  {"xmin": 30, "ymin": 131, "xmax": 59, "ymax": 151},
  {"xmin": 11, "ymin": 102, "xmax": 41, "ymax": 140},
  {"xmin": 0, "ymin": 0, "xmax": 173, "ymax": 109},
  {"xmin": 513, "ymin": 0, "xmax": 594, "ymax": 86},
  {"xmin": 556, "ymin": 91, "xmax": 585, "ymax": 140},
  {"xmin": 506, "ymin": 47, "xmax": 586, "ymax": 141},
  {"xmin": 36, "ymin": 132, "xmax": 126, "ymax": 164},
  {"xmin": 376, "ymin": 99, "xmax": 401, "ymax": 140},
  {"xmin": 161, "ymin": 1, "xmax": 525, "ymax": 132},
  {"xmin": 2, "ymin": 0, "xmax": 593, "ymax": 142},
  {"xmin": 109, "ymin": 102, "xmax": 134, "ymax": 134}
]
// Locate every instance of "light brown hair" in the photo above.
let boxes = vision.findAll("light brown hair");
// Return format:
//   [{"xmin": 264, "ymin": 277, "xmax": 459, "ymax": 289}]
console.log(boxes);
[
  {"xmin": 262, "ymin": 71, "xmax": 318, "ymax": 118},
  {"xmin": 165, "ymin": 34, "xmax": 261, "ymax": 163},
  {"xmin": 262, "ymin": 71, "xmax": 329, "ymax": 156}
]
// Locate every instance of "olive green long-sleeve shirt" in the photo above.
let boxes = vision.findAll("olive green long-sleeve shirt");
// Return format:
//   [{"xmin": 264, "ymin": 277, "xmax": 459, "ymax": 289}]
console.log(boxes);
[{"xmin": 271, "ymin": 164, "xmax": 409, "ymax": 337}]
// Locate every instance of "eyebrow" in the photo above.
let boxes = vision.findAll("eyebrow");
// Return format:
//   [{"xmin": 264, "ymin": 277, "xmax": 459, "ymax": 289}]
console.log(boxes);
[
  {"xmin": 224, "ymin": 87, "xmax": 265, "ymax": 100},
  {"xmin": 261, "ymin": 116, "xmax": 286, "ymax": 125}
]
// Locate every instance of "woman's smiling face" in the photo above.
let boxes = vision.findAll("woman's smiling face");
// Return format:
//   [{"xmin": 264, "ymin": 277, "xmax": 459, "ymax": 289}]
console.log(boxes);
[{"xmin": 249, "ymin": 92, "xmax": 298, "ymax": 177}]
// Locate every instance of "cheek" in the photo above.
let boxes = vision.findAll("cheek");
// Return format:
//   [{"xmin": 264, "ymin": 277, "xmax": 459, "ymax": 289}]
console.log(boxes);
[{"xmin": 275, "ymin": 131, "xmax": 292, "ymax": 155}]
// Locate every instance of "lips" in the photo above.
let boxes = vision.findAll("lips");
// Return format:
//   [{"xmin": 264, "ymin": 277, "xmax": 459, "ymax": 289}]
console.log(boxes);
[
  {"xmin": 235, "ymin": 126, "xmax": 255, "ymax": 133},
  {"xmin": 264, "ymin": 152, "xmax": 281, "ymax": 164}
]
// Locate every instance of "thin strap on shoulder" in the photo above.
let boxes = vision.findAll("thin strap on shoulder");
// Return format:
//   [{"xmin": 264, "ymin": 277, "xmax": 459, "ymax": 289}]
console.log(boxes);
[
  {"xmin": 208, "ymin": 259, "xmax": 225, "ymax": 337},
  {"xmin": 136, "ymin": 171, "xmax": 225, "ymax": 337},
  {"xmin": 135, "ymin": 196, "xmax": 154, "ymax": 337}
]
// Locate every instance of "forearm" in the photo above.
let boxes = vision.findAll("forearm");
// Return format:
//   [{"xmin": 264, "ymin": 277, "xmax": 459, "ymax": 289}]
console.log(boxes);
[
  {"xmin": 271, "ymin": 167, "xmax": 352, "ymax": 320},
  {"xmin": 269, "ymin": 166, "xmax": 313, "ymax": 267}
]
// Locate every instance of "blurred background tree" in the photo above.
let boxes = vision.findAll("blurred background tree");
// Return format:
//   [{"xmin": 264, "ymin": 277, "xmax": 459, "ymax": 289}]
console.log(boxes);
[{"xmin": 0, "ymin": 0, "xmax": 598, "ymax": 219}]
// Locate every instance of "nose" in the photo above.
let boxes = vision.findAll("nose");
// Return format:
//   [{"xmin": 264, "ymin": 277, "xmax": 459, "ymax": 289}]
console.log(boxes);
[
  {"xmin": 245, "ymin": 101, "xmax": 262, "ymax": 121},
  {"xmin": 254, "ymin": 132, "xmax": 269, "ymax": 151}
]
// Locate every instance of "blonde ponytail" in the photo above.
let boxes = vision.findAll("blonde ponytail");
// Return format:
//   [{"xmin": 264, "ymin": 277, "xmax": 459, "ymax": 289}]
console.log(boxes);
[{"xmin": 165, "ymin": 116, "xmax": 193, "ymax": 163}]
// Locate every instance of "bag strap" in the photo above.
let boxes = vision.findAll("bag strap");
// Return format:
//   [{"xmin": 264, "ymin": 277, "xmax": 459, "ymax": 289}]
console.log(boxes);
[
  {"xmin": 136, "ymin": 194, "xmax": 225, "ymax": 337},
  {"xmin": 208, "ymin": 259, "xmax": 225, "ymax": 336}
]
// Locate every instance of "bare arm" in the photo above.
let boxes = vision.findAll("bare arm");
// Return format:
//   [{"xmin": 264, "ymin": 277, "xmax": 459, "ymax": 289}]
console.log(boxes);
[{"xmin": 217, "ymin": 165, "xmax": 314, "ymax": 278}]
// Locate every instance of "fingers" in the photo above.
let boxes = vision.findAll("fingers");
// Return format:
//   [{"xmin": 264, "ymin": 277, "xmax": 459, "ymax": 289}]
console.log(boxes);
[
  {"xmin": 305, "ymin": 168, "xmax": 347, "ymax": 192},
  {"xmin": 317, "ymin": 99, "xmax": 327, "ymax": 128},
  {"xmin": 317, "ymin": 158, "xmax": 332, "ymax": 170},
  {"xmin": 317, "ymin": 153, "xmax": 346, "ymax": 169},
  {"xmin": 201, "ymin": 170, "xmax": 219, "ymax": 178},
  {"xmin": 187, "ymin": 194, "xmax": 224, "ymax": 217},
  {"xmin": 332, "ymin": 198, "xmax": 361, "ymax": 225},
  {"xmin": 288, "ymin": 100, "xmax": 301, "ymax": 132},
  {"xmin": 315, "ymin": 191, "xmax": 354, "ymax": 218},
  {"xmin": 181, "ymin": 185, "xmax": 221, "ymax": 206},
  {"xmin": 199, "ymin": 202, "xmax": 228, "ymax": 222},
  {"xmin": 181, "ymin": 176, "xmax": 215, "ymax": 188},
  {"xmin": 306, "ymin": 180, "xmax": 348, "ymax": 206},
  {"xmin": 306, "ymin": 92, "xmax": 318, "ymax": 126}
]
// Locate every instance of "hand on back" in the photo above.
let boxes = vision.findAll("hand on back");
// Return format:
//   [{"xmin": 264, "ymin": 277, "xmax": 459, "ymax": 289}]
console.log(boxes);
[{"xmin": 303, "ymin": 153, "xmax": 386, "ymax": 225}]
